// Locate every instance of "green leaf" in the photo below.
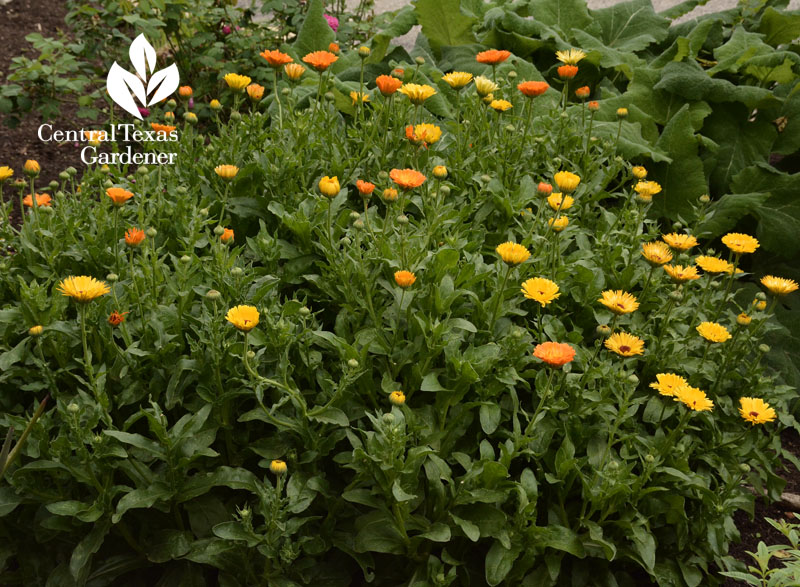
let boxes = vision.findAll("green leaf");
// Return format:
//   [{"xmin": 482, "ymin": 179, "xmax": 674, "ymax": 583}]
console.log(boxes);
[
  {"xmin": 104, "ymin": 430, "xmax": 164, "ymax": 457},
  {"xmin": 421, "ymin": 372, "xmax": 447, "ymax": 391},
  {"xmin": 588, "ymin": 0, "xmax": 670, "ymax": 53},
  {"xmin": 415, "ymin": 0, "xmax": 477, "ymax": 53},
  {"xmin": 650, "ymin": 104, "xmax": 708, "ymax": 220},
  {"xmin": 485, "ymin": 540, "xmax": 521, "ymax": 586},
  {"xmin": 294, "ymin": 0, "xmax": 335, "ymax": 57},
  {"xmin": 0, "ymin": 339, "xmax": 28, "ymax": 371},
  {"xmin": 758, "ymin": 7, "xmax": 800, "ymax": 46},
  {"xmin": 112, "ymin": 483, "xmax": 172, "ymax": 523},
  {"xmin": 631, "ymin": 522, "xmax": 656, "ymax": 572},
  {"xmin": 309, "ymin": 406, "xmax": 349, "ymax": 427},
  {"xmin": 654, "ymin": 61, "xmax": 775, "ymax": 109},
  {"xmin": 392, "ymin": 479, "xmax": 416, "ymax": 502},
  {"xmin": 707, "ymin": 27, "xmax": 773, "ymax": 75},
  {"xmin": 450, "ymin": 512, "xmax": 480, "ymax": 541},
  {"xmin": 353, "ymin": 513, "xmax": 406, "ymax": 554},
  {"xmin": 479, "ymin": 403, "xmax": 501, "ymax": 435},
  {"xmin": 146, "ymin": 530, "xmax": 192, "ymax": 563},
  {"xmin": 0, "ymin": 486, "xmax": 21, "ymax": 517},
  {"xmin": 695, "ymin": 192, "xmax": 770, "ymax": 238},
  {"xmin": 530, "ymin": 0, "xmax": 593, "ymax": 33},
  {"xmin": 70, "ymin": 518, "xmax": 111, "ymax": 582},
  {"xmin": 530, "ymin": 525, "xmax": 586, "ymax": 558},
  {"xmin": 419, "ymin": 522, "xmax": 451, "ymax": 542}
]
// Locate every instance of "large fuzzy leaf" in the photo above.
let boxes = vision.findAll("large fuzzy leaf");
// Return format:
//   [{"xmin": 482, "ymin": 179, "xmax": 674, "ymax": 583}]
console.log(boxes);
[{"xmin": 415, "ymin": 0, "xmax": 477, "ymax": 53}]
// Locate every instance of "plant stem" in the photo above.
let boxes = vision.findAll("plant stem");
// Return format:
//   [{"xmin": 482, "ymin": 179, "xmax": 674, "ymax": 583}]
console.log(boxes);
[{"xmin": 488, "ymin": 265, "xmax": 513, "ymax": 333}]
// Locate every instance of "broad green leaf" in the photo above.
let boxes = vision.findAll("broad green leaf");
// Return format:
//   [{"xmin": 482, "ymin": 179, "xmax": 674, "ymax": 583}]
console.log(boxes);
[
  {"xmin": 485, "ymin": 540, "xmax": 521, "ymax": 586},
  {"xmin": 528, "ymin": 0, "xmax": 593, "ymax": 35},
  {"xmin": 113, "ymin": 484, "xmax": 172, "ymax": 523},
  {"xmin": 758, "ymin": 7, "xmax": 800, "ymax": 46},
  {"xmin": 369, "ymin": 6, "xmax": 417, "ymax": 62},
  {"xmin": 419, "ymin": 522, "xmax": 451, "ymax": 542},
  {"xmin": 631, "ymin": 523, "xmax": 656, "ymax": 572},
  {"xmin": 294, "ymin": 0, "xmax": 336, "ymax": 57},
  {"xmin": 450, "ymin": 512, "xmax": 480, "ymax": 541},
  {"xmin": 654, "ymin": 61, "xmax": 775, "ymax": 109},
  {"xmin": 479, "ymin": 403, "xmax": 501, "ymax": 434},
  {"xmin": 415, "ymin": 0, "xmax": 477, "ymax": 53},
  {"xmin": 0, "ymin": 486, "xmax": 21, "ymax": 517},
  {"xmin": 0, "ymin": 339, "xmax": 28, "ymax": 371},
  {"xmin": 70, "ymin": 518, "xmax": 111, "ymax": 582},
  {"xmin": 695, "ymin": 192, "xmax": 770, "ymax": 238},
  {"xmin": 650, "ymin": 104, "xmax": 707, "ymax": 220},
  {"xmin": 530, "ymin": 524, "xmax": 586, "ymax": 557},
  {"xmin": 707, "ymin": 27, "xmax": 773, "ymax": 75},
  {"xmin": 658, "ymin": 0, "xmax": 713, "ymax": 20},
  {"xmin": 588, "ymin": 0, "xmax": 670, "ymax": 53},
  {"xmin": 353, "ymin": 514, "xmax": 406, "ymax": 554},
  {"xmin": 309, "ymin": 406, "xmax": 349, "ymax": 427},
  {"xmin": 146, "ymin": 530, "xmax": 192, "ymax": 563}
]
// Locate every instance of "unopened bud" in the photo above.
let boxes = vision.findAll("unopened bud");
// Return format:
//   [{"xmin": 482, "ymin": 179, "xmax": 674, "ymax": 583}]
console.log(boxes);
[
  {"xmin": 699, "ymin": 194, "xmax": 710, "ymax": 203},
  {"xmin": 349, "ymin": 211, "xmax": 361, "ymax": 221},
  {"xmin": 106, "ymin": 273, "xmax": 119, "ymax": 282},
  {"xmin": 230, "ymin": 111, "xmax": 241, "ymax": 121},
  {"xmin": 299, "ymin": 306, "xmax": 311, "ymax": 316},
  {"xmin": 758, "ymin": 344, "xmax": 770, "ymax": 353},
  {"xmin": 231, "ymin": 267, "xmax": 243, "ymax": 277},
  {"xmin": 137, "ymin": 166, "xmax": 149, "ymax": 175},
  {"xmin": 206, "ymin": 289, "xmax": 221, "ymax": 300},
  {"xmin": 596, "ymin": 324, "xmax": 612, "ymax": 337},
  {"xmin": 146, "ymin": 227, "xmax": 157, "ymax": 238},
  {"xmin": 397, "ymin": 214, "xmax": 409, "ymax": 225},
  {"xmin": 67, "ymin": 402, "xmax": 80, "ymax": 414},
  {"xmin": 415, "ymin": 56, "xmax": 425, "ymax": 65},
  {"xmin": 347, "ymin": 358, "xmax": 359, "ymax": 369},
  {"xmin": 214, "ymin": 225, "xmax": 225, "ymax": 235}
]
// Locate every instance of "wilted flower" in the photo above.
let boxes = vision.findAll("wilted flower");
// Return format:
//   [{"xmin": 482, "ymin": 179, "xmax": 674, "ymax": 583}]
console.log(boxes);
[
  {"xmin": 696, "ymin": 321, "xmax": 731, "ymax": 343},
  {"xmin": 350, "ymin": 91, "xmax": 370, "ymax": 106},
  {"xmin": 496, "ymin": 242, "xmax": 530, "ymax": 266},
  {"xmin": 108, "ymin": 311, "xmax": 129, "ymax": 328},
  {"xmin": 226, "ymin": 305, "xmax": 259, "ymax": 331},
  {"xmin": 521, "ymin": 277, "xmax": 560, "ymax": 307},
  {"xmin": 533, "ymin": 341, "xmax": 575, "ymax": 368},
  {"xmin": 605, "ymin": 332, "xmax": 645, "ymax": 357},
  {"xmin": 57, "ymin": 276, "xmax": 110, "ymax": 303}
]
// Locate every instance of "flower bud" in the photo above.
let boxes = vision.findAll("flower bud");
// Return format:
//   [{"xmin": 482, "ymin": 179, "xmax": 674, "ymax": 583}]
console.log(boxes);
[
  {"xmin": 23, "ymin": 159, "xmax": 40, "ymax": 177},
  {"xmin": 270, "ymin": 459, "xmax": 287, "ymax": 475},
  {"xmin": 737, "ymin": 313, "xmax": 751, "ymax": 326},
  {"xmin": 206, "ymin": 289, "xmax": 221, "ymax": 300},
  {"xmin": 103, "ymin": 180, "xmax": 114, "ymax": 188},
  {"xmin": 47, "ymin": 180, "xmax": 58, "ymax": 190},
  {"xmin": 299, "ymin": 306, "xmax": 311, "ymax": 316},
  {"xmin": 480, "ymin": 174, "xmax": 492, "ymax": 183},
  {"xmin": 210, "ymin": 99, "xmax": 222, "ymax": 110},
  {"xmin": 231, "ymin": 267, "xmax": 243, "ymax": 277},
  {"xmin": 146, "ymin": 227, "xmax": 157, "ymax": 238},
  {"xmin": 199, "ymin": 207, "xmax": 209, "ymax": 216},
  {"xmin": 180, "ymin": 255, "xmax": 191, "ymax": 264},
  {"xmin": 67, "ymin": 166, "xmax": 78, "ymax": 177},
  {"xmin": 353, "ymin": 219, "xmax": 365, "ymax": 230},
  {"xmin": 214, "ymin": 225, "xmax": 225, "ymax": 235},
  {"xmin": 758, "ymin": 344, "xmax": 770, "ymax": 353},
  {"xmin": 383, "ymin": 412, "xmax": 395, "ymax": 424},
  {"xmin": 184, "ymin": 112, "xmax": 198, "ymax": 124},
  {"xmin": 439, "ymin": 185, "xmax": 450, "ymax": 197},
  {"xmin": 247, "ymin": 350, "xmax": 255, "ymax": 359},
  {"xmin": 358, "ymin": 46, "xmax": 371, "ymax": 58},
  {"xmin": 137, "ymin": 166, "xmax": 149, "ymax": 176},
  {"xmin": 505, "ymin": 124, "xmax": 515, "ymax": 133},
  {"xmin": 324, "ymin": 91, "xmax": 335, "ymax": 101},
  {"xmin": 596, "ymin": 324, "xmax": 612, "ymax": 337},
  {"xmin": 699, "ymin": 194, "xmax": 710, "ymax": 203},
  {"xmin": 349, "ymin": 211, "xmax": 361, "ymax": 221},
  {"xmin": 29, "ymin": 325, "xmax": 43, "ymax": 336},
  {"xmin": 671, "ymin": 221, "xmax": 682, "ymax": 231},
  {"xmin": 67, "ymin": 402, "xmax": 80, "ymax": 414},
  {"xmin": 378, "ymin": 170, "xmax": 389, "ymax": 181},
  {"xmin": 415, "ymin": 56, "xmax": 425, "ymax": 65},
  {"xmin": 347, "ymin": 358, "xmax": 359, "ymax": 369},
  {"xmin": 281, "ymin": 87, "xmax": 290, "ymax": 96},
  {"xmin": 507, "ymin": 71, "xmax": 517, "ymax": 79},
  {"xmin": 755, "ymin": 292, "xmax": 767, "ymax": 301},
  {"xmin": 739, "ymin": 463, "xmax": 751, "ymax": 473},
  {"xmin": 668, "ymin": 290, "xmax": 683, "ymax": 302},
  {"xmin": 616, "ymin": 107, "xmax": 628, "ymax": 119},
  {"xmin": 58, "ymin": 171, "xmax": 70, "ymax": 181},
  {"xmin": 397, "ymin": 214, "xmax": 409, "ymax": 225},
  {"xmin": 432, "ymin": 165, "xmax": 447, "ymax": 180},
  {"xmin": 166, "ymin": 99, "xmax": 177, "ymax": 110},
  {"xmin": 230, "ymin": 111, "xmax": 241, "ymax": 121},
  {"xmin": 627, "ymin": 374, "xmax": 639, "ymax": 385},
  {"xmin": 340, "ymin": 236, "xmax": 351, "ymax": 246},
  {"xmin": 645, "ymin": 454, "xmax": 655, "ymax": 463}
]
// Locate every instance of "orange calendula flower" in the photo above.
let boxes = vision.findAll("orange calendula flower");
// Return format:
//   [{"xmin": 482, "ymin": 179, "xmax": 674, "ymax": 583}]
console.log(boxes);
[
  {"xmin": 405, "ymin": 123, "xmax": 442, "ymax": 146},
  {"xmin": 125, "ymin": 227, "xmax": 145, "ymax": 247},
  {"xmin": 356, "ymin": 180, "xmax": 375, "ymax": 196},
  {"xmin": 82, "ymin": 129, "xmax": 107, "ymax": 146},
  {"xmin": 722, "ymin": 232, "xmax": 759, "ymax": 254},
  {"xmin": 547, "ymin": 192, "xmax": 573, "ymax": 211},
  {"xmin": 390, "ymin": 168, "xmax": 426, "ymax": 190},
  {"xmin": 260, "ymin": 49, "xmax": 293, "ymax": 68},
  {"xmin": 150, "ymin": 123, "xmax": 176, "ymax": 136},
  {"xmin": 557, "ymin": 65, "xmax": 578, "ymax": 79},
  {"xmin": 476, "ymin": 49, "xmax": 511, "ymax": 65},
  {"xmin": 226, "ymin": 305, "xmax": 259, "ymax": 331},
  {"xmin": 398, "ymin": 83, "xmax": 437, "ymax": 105},
  {"xmin": 178, "ymin": 85, "xmax": 193, "ymax": 98},
  {"xmin": 108, "ymin": 310, "xmax": 129, "ymax": 327},
  {"xmin": 641, "ymin": 242, "xmax": 673, "ymax": 266},
  {"xmin": 224, "ymin": 73, "xmax": 252, "ymax": 91},
  {"xmin": 696, "ymin": 321, "xmax": 731, "ymax": 343},
  {"xmin": 23, "ymin": 193, "xmax": 52, "ymax": 207},
  {"xmin": 663, "ymin": 264, "xmax": 700, "ymax": 283},
  {"xmin": 394, "ymin": 270, "xmax": 416, "ymax": 288},
  {"xmin": 649, "ymin": 373, "xmax": 688, "ymax": 397},
  {"xmin": 675, "ymin": 386, "xmax": 713, "ymax": 412},
  {"xmin": 496, "ymin": 242, "xmax": 530, "ymax": 266},
  {"xmin": 221, "ymin": 228, "xmax": 235, "ymax": 243},
  {"xmin": 537, "ymin": 182, "xmax": 553, "ymax": 196},
  {"xmin": 23, "ymin": 160, "xmax": 40, "ymax": 175},
  {"xmin": 328, "ymin": 42, "xmax": 340, "ymax": 54},
  {"xmin": 246, "ymin": 84, "xmax": 265, "ymax": 101},
  {"xmin": 284, "ymin": 63, "xmax": 306, "ymax": 81},
  {"xmin": 533, "ymin": 341, "xmax": 575, "ymax": 368},
  {"xmin": 739, "ymin": 397, "xmax": 776, "ymax": 425},
  {"xmin": 215, "ymin": 165, "xmax": 239, "ymax": 179},
  {"xmin": 302, "ymin": 51, "xmax": 338, "ymax": 71},
  {"xmin": 376, "ymin": 74, "xmax": 403, "ymax": 96},
  {"xmin": 517, "ymin": 81, "xmax": 549, "ymax": 97},
  {"xmin": 760, "ymin": 275, "xmax": 798, "ymax": 296},
  {"xmin": 106, "ymin": 187, "xmax": 134, "ymax": 206},
  {"xmin": 575, "ymin": 86, "xmax": 590, "ymax": 99},
  {"xmin": 605, "ymin": 332, "xmax": 645, "ymax": 357},
  {"xmin": 521, "ymin": 277, "xmax": 560, "ymax": 307},
  {"xmin": 662, "ymin": 233, "xmax": 698, "ymax": 251},
  {"xmin": 588, "ymin": 100, "xmax": 599, "ymax": 111},
  {"xmin": 696, "ymin": 256, "xmax": 733, "ymax": 274},
  {"xmin": 57, "ymin": 276, "xmax": 110, "ymax": 303},
  {"xmin": 598, "ymin": 290, "xmax": 639, "ymax": 315}
]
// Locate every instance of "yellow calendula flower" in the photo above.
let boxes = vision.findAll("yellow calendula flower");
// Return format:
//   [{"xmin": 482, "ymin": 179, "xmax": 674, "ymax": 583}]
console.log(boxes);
[
  {"xmin": 598, "ymin": 290, "xmax": 639, "ymax": 315},
  {"xmin": 547, "ymin": 192, "xmax": 573, "ymax": 211},
  {"xmin": 548, "ymin": 216, "xmax": 569, "ymax": 232},
  {"xmin": 722, "ymin": 232, "xmax": 759, "ymax": 254},
  {"xmin": 473, "ymin": 76, "xmax": 498, "ymax": 97},
  {"xmin": 662, "ymin": 233, "xmax": 698, "ymax": 251},
  {"xmin": 696, "ymin": 321, "xmax": 731, "ymax": 343},
  {"xmin": 270, "ymin": 459, "xmax": 287, "ymax": 475},
  {"xmin": 739, "ymin": 397, "xmax": 776, "ymax": 425},
  {"xmin": 604, "ymin": 332, "xmax": 645, "ymax": 357},
  {"xmin": 521, "ymin": 277, "xmax": 560, "ymax": 307},
  {"xmin": 760, "ymin": 275, "xmax": 799, "ymax": 296},
  {"xmin": 28, "ymin": 325, "xmax": 44, "ymax": 336},
  {"xmin": 350, "ymin": 91, "xmax": 370, "ymax": 106},
  {"xmin": 489, "ymin": 99, "xmax": 512, "ymax": 112},
  {"xmin": 0, "ymin": 166, "xmax": 13, "ymax": 182},
  {"xmin": 225, "ymin": 305, "xmax": 260, "ymax": 332},
  {"xmin": 555, "ymin": 48, "xmax": 586, "ymax": 65},
  {"xmin": 398, "ymin": 83, "xmax": 437, "ymax": 105},
  {"xmin": 23, "ymin": 159, "xmax": 40, "ymax": 176},
  {"xmin": 215, "ymin": 165, "xmax": 239, "ymax": 179},
  {"xmin": 57, "ymin": 276, "xmax": 110, "ymax": 303},
  {"xmin": 649, "ymin": 373, "xmax": 688, "ymax": 397},
  {"xmin": 695, "ymin": 255, "xmax": 733, "ymax": 274},
  {"xmin": 433, "ymin": 165, "xmax": 448, "ymax": 179},
  {"xmin": 224, "ymin": 73, "xmax": 252, "ymax": 92},
  {"xmin": 737, "ymin": 313, "xmax": 752, "ymax": 326},
  {"xmin": 632, "ymin": 166, "xmax": 647, "ymax": 179},
  {"xmin": 753, "ymin": 298, "xmax": 767, "ymax": 311},
  {"xmin": 634, "ymin": 180, "xmax": 662, "ymax": 202},
  {"xmin": 641, "ymin": 242, "xmax": 672, "ymax": 266},
  {"xmin": 663, "ymin": 264, "xmax": 700, "ymax": 283},
  {"xmin": 407, "ymin": 123, "xmax": 442, "ymax": 145},
  {"xmin": 442, "ymin": 71, "xmax": 473, "ymax": 90},
  {"xmin": 675, "ymin": 386, "xmax": 713, "ymax": 412},
  {"xmin": 319, "ymin": 176, "xmax": 340, "ymax": 198},
  {"xmin": 554, "ymin": 171, "xmax": 580, "ymax": 193},
  {"xmin": 389, "ymin": 391, "xmax": 406, "ymax": 405},
  {"xmin": 496, "ymin": 242, "xmax": 530, "ymax": 266}
]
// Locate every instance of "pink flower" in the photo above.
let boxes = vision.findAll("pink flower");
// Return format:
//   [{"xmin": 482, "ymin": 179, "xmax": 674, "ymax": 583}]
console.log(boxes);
[
  {"xmin": 222, "ymin": 24, "xmax": 231, "ymax": 34},
  {"xmin": 138, "ymin": 107, "xmax": 150, "ymax": 117},
  {"xmin": 324, "ymin": 14, "xmax": 339, "ymax": 32}
]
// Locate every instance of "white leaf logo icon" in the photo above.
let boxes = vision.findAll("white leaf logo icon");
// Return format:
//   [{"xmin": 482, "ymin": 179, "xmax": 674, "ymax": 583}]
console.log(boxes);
[{"xmin": 106, "ymin": 34, "xmax": 180, "ymax": 120}]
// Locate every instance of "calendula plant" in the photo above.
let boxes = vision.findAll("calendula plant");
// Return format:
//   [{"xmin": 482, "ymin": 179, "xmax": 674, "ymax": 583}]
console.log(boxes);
[{"xmin": 1, "ymin": 0, "xmax": 800, "ymax": 585}]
